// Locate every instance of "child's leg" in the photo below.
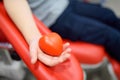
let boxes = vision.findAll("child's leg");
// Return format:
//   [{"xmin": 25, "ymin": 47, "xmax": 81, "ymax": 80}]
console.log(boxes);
[
  {"xmin": 50, "ymin": 11, "xmax": 120, "ymax": 62},
  {"xmin": 70, "ymin": 0, "xmax": 120, "ymax": 30}
]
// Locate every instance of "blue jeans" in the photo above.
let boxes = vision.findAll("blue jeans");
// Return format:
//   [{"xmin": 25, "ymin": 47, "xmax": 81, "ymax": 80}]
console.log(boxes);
[
  {"xmin": 70, "ymin": 0, "xmax": 120, "ymax": 30},
  {"xmin": 50, "ymin": 0, "xmax": 120, "ymax": 62}
]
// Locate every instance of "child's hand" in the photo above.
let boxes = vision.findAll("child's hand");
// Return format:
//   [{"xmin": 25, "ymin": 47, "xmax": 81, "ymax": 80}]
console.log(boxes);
[{"xmin": 29, "ymin": 36, "xmax": 71, "ymax": 67}]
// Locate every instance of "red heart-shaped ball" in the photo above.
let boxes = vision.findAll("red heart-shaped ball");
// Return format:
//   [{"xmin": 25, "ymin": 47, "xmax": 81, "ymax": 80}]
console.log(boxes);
[{"xmin": 39, "ymin": 32, "xmax": 63, "ymax": 56}]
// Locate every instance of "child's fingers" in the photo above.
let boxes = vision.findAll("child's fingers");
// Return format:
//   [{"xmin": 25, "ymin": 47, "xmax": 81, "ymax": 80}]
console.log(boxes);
[
  {"xmin": 62, "ymin": 47, "xmax": 71, "ymax": 54},
  {"xmin": 37, "ymin": 50, "xmax": 60, "ymax": 66},
  {"xmin": 29, "ymin": 41, "xmax": 38, "ymax": 64},
  {"xmin": 37, "ymin": 47, "xmax": 71, "ymax": 66},
  {"xmin": 59, "ymin": 48, "xmax": 71, "ymax": 62},
  {"xmin": 63, "ymin": 42, "xmax": 70, "ymax": 50}
]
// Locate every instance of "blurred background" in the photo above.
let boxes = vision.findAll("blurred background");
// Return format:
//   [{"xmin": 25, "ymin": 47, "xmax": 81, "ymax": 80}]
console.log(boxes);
[{"xmin": 86, "ymin": 0, "xmax": 120, "ymax": 17}]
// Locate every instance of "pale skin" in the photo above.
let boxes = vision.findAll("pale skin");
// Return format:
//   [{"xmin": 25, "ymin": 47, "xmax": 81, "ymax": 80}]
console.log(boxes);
[{"xmin": 3, "ymin": 0, "xmax": 71, "ymax": 67}]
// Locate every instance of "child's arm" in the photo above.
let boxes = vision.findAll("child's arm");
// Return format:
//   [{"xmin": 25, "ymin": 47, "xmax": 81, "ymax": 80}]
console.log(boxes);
[
  {"xmin": 3, "ymin": 0, "xmax": 41, "ymax": 43},
  {"xmin": 3, "ymin": 0, "xmax": 71, "ymax": 66}
]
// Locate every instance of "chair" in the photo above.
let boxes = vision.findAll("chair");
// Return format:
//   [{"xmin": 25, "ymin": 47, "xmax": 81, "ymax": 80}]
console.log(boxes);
[
  {"xmin": 0, "ymin": 1, "xmax": 120, "ymax": 80},
  {"xmin": 33, "ymin": 3, "xmax": 120, "ymax": 79},
  {"xmin": 0, "ymin": 2, "xmax": 84, "ymax": 80}
]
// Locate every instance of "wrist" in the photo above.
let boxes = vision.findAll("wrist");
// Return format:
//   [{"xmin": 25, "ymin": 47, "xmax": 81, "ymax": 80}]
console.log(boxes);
[{"xmin": 28, "ymin": 34, "xmax": 42, "ymax": 45}]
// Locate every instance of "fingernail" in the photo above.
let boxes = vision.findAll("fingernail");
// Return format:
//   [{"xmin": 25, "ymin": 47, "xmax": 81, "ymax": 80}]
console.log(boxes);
[{"xmin": 66, "ymin": 42, "xmax": 70, "ymax": 45}]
